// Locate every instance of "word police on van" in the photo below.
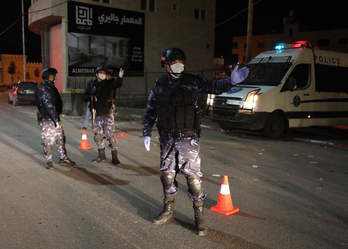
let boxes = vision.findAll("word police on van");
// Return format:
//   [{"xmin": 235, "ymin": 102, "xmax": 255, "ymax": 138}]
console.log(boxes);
[{"xmin": 209, "ymin": 41, "xmax": 348, "ymax": 137}]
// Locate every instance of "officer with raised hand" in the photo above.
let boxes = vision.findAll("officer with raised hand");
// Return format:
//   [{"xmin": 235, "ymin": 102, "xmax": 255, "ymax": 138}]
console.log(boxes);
[
  {"xmin": 36, "ymin": 67, "xmax": 76, "ymax": 169},
  {"xmin": 91, "ymin": 64, "xmax": 124, "ymax": 165},
  {"xmin": 142, "ymin": 48, "xmax": 249, "ymax": 236}
]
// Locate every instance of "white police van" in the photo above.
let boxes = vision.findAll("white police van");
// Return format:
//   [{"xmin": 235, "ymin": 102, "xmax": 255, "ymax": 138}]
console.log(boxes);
[{"xmin": 210, "ymin": 41, "xmax": 348, "ymax": 137}]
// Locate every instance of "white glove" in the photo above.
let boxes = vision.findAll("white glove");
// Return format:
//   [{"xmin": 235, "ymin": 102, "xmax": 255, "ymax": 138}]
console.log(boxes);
[
  {"xmin": 231, "ymin": 64, "xmax": 249, "ymax": 84},
  {"xmin": 144, "ymin": 136, "xmax": 151, "ymax": 151},
  {"xmin": 56, "ymin": 122, "xmax": 62, "ymax": 129},
  {"xmin": 119, "ymin": 68, "xmax": 124, "ymax": 78}
]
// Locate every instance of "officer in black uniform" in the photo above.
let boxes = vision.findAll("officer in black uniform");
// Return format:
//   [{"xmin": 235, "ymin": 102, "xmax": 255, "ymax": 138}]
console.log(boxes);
[
  {"xmin": 36, "ymin": 67, "xmax": 76, "ymax": 169},
  {"xmin": 87, "ymin": 64, "xmax": 124, "ymax": 165},
  {"xmin": 142, "ymin": 48, "xmax": 249, "ymax": 236}
]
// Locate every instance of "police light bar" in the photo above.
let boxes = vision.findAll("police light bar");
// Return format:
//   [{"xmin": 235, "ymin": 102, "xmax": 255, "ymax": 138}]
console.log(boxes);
[
  {"xmin": 291, "ymin": 40, "xmax": 312, "ymax": 48},
  {"xmin": 273, "ymin": 40, "xmax": 312, "ymax": 51}
]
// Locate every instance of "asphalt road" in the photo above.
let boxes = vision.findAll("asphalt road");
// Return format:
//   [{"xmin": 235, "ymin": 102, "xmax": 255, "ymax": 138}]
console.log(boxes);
[{"xmin": 0, "ymin": 92, "xmax": 347, "ymax": 249}]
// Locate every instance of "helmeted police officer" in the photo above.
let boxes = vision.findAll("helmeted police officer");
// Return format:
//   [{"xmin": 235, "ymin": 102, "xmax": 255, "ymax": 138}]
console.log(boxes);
[
  {"xmin": 142, "ymin": 48, "xmax": 249, "ymax": 236},
  {"xmin": 88, "ymin": 64, "xmax": 124, "ymax": 165},
  {"xmin": 36, "ymin": 67, "xmax": 76, "ymax": 169}
]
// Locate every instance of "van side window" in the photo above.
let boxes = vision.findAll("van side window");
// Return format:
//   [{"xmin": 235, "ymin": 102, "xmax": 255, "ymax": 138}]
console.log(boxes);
[
  {"xmin": 287, "ymin": 64, "xmax": 311, "ymax": 90},
  {"xmin": 316, "ymin": 64, "xmax": 348, "ymax": 92}
]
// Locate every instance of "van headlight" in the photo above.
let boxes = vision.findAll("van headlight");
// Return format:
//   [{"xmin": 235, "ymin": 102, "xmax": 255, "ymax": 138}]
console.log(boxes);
[
  {"xmin": 207, "ymin": 94, "xmax": 215, "ymax": 106},
  {"xmin": 242, "ymin": 91, "xmax": 259, "ymax": 110}
]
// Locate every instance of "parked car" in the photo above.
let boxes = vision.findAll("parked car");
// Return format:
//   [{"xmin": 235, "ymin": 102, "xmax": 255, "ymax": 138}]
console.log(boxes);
[{"xmin": 8, "ymin": 81, "xmax": 38, "ymax": 106}]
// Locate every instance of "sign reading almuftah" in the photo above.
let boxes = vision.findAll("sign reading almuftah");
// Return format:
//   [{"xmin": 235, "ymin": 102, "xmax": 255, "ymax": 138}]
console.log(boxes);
[{"xmin": 67, "ymin": 1, "xmax": 145, "ymax": 76}]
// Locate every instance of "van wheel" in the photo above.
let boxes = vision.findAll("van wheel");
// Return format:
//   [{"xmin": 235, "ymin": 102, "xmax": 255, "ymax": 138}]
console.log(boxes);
[{"xmin": 263, "ymin": 112, "xmax": 288, "ymax": 138}]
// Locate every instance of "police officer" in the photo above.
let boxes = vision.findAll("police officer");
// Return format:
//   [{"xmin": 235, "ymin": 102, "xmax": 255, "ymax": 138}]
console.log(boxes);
[
  {"xmin": 36, "ymin": 67, "xmax": 76, "ymax": 169},
  {"xmin": 142, "ymin": 48, "xmax": 249, "ymax": 236},
  {"xmin": 89, "ymin": 64, "xmax": 124, "ymax": 165}
]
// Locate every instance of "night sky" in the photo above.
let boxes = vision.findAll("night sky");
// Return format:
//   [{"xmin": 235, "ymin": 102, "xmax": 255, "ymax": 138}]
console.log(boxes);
[{"xmin": 0, "ymin": 0, "xmax": 346, "ymax": 62}]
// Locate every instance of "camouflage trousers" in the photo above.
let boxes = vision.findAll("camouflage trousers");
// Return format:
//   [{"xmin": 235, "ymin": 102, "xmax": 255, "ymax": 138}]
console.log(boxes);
[
  {"xmin": 40, "ymin": 120, "xmax": 68, "ymax": 163},
  {"xmin": 159, "ymin": 136, "xmax": 205, "ymax": 201},
  {"xmin": 93, "ymin": 114, "xmax": 117, "ymax": 150}
]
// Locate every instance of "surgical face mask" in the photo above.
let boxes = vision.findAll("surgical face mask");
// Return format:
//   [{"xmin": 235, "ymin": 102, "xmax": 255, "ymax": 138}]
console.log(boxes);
[
  {"xmin": 169, "ymin": 63, "xmax": 184, "ymax": 78},
  {"xmin": 97, "ymin": 73, "xmax": 106, "ymax": 81}
]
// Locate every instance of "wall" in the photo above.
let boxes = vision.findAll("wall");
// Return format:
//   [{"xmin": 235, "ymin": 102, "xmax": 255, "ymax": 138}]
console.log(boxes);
[
  {"xmin": 50, "ymin": 24, "xmax": 63, "ymax": 91},
  {"xmin": 0, "ymin": 54, "xmax": 42, "ymax": 85}
]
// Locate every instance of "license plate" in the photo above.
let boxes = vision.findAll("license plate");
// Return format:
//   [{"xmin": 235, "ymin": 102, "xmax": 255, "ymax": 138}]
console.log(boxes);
[{"xmin": 226, "ymin": 99, "xmax": 242, "ymax": 106}]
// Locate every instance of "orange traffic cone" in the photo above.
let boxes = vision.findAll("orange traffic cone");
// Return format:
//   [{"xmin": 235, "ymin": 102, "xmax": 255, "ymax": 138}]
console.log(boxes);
[
  {"xmin": 210, "ymin": 176, "xmax": 239, "ymax": 215},
  {"xmin": 79, "ymin": 129, "xmax": 91, "ymax": 150}
]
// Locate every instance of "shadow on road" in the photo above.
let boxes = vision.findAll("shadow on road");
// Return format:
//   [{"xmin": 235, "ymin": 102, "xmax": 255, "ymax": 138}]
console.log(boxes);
[{"xmin": 53, "ymin": 165, "xmax": 130, "ymax": 186}]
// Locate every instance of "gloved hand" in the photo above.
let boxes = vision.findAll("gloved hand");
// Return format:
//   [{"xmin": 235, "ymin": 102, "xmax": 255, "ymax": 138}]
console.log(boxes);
[
  {"xmin": 119, "ymin": 68, "xmax": 124, "ymax": 78},
  {"xmin": 231, "ymin": 64, "xmax": 249, "ymax": 84},
  {"xmin": 144, "ymin": 136, "xmax": 151, "ymax": 151},
  {"xmin": 56, "ymin": 122, "xmax": 62, "ymax": 129}
]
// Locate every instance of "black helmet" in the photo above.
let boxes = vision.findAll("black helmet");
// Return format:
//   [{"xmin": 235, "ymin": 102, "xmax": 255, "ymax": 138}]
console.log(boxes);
[
  {"xmin": 42, "ymin": 67, "xmax": 58, "ymax": 80},
  {"xmin": 95, "ymin": 64, "xmax": 113, "ymax": 74},
  {"xmin": 161, "ymin": 48, "xmax": 186, "ymax": 67}
]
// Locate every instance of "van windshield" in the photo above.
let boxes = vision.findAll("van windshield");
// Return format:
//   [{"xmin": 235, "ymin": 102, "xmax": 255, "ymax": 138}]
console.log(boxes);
[{"xmin": 240, "ymin": 56, "xmax": 292, "ymax": 86}]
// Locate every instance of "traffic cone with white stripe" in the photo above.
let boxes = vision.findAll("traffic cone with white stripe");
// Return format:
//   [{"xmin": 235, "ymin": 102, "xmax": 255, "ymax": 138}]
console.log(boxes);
[
  {"xmin": 79, "ymin": 129, "xmax": 91, "ymax": 150},
  {"xmin": 210, "ymin": 175, "xmax": 239, "ymax": 215}
]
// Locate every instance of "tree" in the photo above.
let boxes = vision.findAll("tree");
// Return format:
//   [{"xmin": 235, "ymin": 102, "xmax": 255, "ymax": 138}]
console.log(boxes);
[{"xmin": 8, "ymin": 61, "xmax": 16, "ymax": 83}]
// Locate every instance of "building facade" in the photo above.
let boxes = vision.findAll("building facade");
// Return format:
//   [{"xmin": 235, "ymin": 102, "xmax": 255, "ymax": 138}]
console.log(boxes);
[
  {"xmin": 0, "ymin": 54, "xmax": 42, "ymax": 85},
  {"xmin": 232, "ymin": 16, "xmax": 348, "ymax": 64},
  {"xmin": 28, "ymin": 0, "xmax": 216, "ymax": 111}
]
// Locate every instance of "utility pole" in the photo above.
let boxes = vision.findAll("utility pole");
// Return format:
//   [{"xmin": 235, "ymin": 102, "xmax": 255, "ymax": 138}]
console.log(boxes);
[
  {"xmin": 245, "ymin": 0, "xmax": 254, "ymax": 63},
  {"xmin": 22, "ymin": 0, "xmax": 26, "ymax": 81}
]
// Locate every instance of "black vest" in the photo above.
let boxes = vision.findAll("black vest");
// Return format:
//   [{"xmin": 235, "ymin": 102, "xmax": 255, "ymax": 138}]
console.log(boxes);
[{"xmin": 156, "ymin": 76, "xmax": 201, "ymax": 135}]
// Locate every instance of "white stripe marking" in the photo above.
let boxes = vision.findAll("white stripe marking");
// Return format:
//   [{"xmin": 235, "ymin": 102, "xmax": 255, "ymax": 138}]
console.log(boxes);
[{"xmin": 220, "ymin": 184, "xmax": 230, "ymax": 195}]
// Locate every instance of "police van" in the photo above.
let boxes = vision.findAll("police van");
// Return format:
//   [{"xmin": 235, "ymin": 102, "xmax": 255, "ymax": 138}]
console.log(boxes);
[{"xmin": 210, "ymin": 41, "xmax": 348, "ymax": 137}]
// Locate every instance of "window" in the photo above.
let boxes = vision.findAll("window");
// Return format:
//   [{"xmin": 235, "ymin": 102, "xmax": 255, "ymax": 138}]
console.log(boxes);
[
  {"xmin": 149, "ymin": 0, "xmax": 155, "ymax": 11},
  {"xmin": 194, "ymin": 8, "xmax": 199, "ymax": 19},
  {"xmin": 257, "ymin": 42, "xmax": 264, "ymax": 49},
  {"xmin": 92, "ymin": 0, "xmax": 99, "ymax": 2},
  {"xmin": 173, "ymin": 4, "xmax": 176, "ymax": 10},
  {"xmin": 317, "ymin": 39, "xmax": 330, "ymax": 47},
  {"xmin": 201, "ymin": 9, "xmax": 206, "ymax": 20},
  {"xmin": 102, "ymin": 0, "xmax": 109, "ymax": 3},
  {"xmin": 141, "ymin": 0, "xmax": 146, "ymax": 10},
  {"xmin": 286, "ymin": 64, "xmax": 311, "ymax": 90},
  {"xmin": 316, "ymin": 64, "xmax": 348, "ymax": 92}
]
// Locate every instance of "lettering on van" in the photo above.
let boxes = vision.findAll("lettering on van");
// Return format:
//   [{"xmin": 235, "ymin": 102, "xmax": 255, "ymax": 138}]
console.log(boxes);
[{"xmin": 315, "ymin": 55, "xmax": 340, "ymax": 66}]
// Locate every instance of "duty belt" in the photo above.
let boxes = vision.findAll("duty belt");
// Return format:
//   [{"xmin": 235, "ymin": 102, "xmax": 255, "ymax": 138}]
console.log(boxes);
[{"xmin": 164, "ymin": 130, "xmax": 198, "ymax": 139}]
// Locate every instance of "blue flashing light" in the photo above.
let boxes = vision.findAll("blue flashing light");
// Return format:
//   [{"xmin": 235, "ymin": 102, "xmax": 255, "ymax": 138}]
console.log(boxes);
[{"xmin": 275, "ymin": 43, "xmax": 285, "ymax": 50}]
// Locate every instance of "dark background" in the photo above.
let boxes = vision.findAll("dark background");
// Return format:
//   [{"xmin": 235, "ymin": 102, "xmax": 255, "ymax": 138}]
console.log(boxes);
[{"xmin": 0, "ymin": 0, "xmax": 346, "ymax": 62}]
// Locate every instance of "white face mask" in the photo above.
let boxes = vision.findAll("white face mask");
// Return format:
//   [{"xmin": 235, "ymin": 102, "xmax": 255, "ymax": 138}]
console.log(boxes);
[
  {"xmin": 97, "ymin": 73, "xmax": 106, "ymax": 81},
  {"xmin": 170, "ymin": 63, "xmax": 184, "ymax": 77}
]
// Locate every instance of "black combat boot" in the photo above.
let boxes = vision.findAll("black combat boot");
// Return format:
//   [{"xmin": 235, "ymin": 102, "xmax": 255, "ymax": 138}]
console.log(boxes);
[
  {"xmin": 193, "ymin": 200, "xmax": 208, "ymax": 236},
  {"xmin": 59, "ymin": 158, "xmax": 76, "ymax": 167},
  {"xmin": 92, "ymin": 149, "xmax": 106, "ymax": 163},
  {"xmin": 153, "ymin": 198, "xmax": 175, "ymax": 225},
  {"xmin": 45, "ymin": 161, "xmax": 53, "ymax": 169},
  {"xmin": 111, "ymin": 149, "xmax": 120, "ymax": 165}
]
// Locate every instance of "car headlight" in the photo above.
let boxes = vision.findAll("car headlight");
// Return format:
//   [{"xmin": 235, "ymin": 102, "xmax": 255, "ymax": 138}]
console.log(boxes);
[
  {"xmin": 207, "ymin": 94, "xmax": 215, "ymax": 106},
  {"xmin": 242, "ymin": 91, "xmax": 259, "ymax": 110}
]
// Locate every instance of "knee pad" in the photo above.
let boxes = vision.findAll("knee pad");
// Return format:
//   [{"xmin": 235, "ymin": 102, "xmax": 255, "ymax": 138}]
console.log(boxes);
[
  {"xmin": 108, "ymin": 137, "xmax": 117, "ymax": 149},
  {"xmin": 160, "ymin": 171, "xmax": 175, "ymax": 189},
  {"xmin": 94, "ymin": 133, "xmax": 103, "ymax": 143},
  {"xmin": 187, "ymin": 175, "xmax": 203, "ymax": 198}
]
